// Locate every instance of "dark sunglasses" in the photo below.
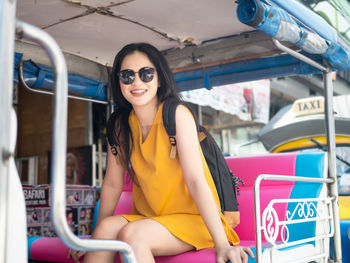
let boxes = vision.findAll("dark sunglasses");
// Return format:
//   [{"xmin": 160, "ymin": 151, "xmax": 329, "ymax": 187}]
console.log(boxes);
[{"xmin": 117, "ymin": 67, "xmax": 156, "ymax": 85}]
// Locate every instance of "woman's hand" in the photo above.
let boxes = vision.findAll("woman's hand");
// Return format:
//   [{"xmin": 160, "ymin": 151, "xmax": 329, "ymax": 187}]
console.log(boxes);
[
  {"xmin": 67, "ymin": 248, "xmax": 86, "ymax": 263},
  {"xmin": 216, "ymin": 245, "xmax": 254, "ymax": 263}
]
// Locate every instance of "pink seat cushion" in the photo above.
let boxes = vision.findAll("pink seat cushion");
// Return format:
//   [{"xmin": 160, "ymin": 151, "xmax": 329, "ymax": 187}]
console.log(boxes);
[
  {"xmin": 31, "ymin": 237, "xmax": 86, "ymax": 263},
  {"xmin": 30, "ymin": 237, "xmax": 257, "ymax": 263},
  {"xmin": 30, "ymin": 237, "xmax": 216, "ymax": 263}
]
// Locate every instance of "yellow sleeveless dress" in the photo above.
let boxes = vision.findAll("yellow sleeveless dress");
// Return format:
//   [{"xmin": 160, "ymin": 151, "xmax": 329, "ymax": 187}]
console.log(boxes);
[{"xmin": 121, "ymin": 103, "xmax": 239, "ymax": 250}]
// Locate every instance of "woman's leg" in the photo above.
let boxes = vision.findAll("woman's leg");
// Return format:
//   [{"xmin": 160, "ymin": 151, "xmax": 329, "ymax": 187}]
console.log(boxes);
[
  {"xmin": 118, "ymin": 219, "xmax": 195, "ymax": 263},
  {"xmin": 84, "ymin": 215, "xmax": 128, "ymax": 263}
]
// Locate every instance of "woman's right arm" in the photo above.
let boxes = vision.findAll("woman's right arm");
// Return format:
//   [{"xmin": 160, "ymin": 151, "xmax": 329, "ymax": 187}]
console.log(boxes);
[{"xmin": 95, "ymin": 144, "xmax": 125, "ymax": 226}]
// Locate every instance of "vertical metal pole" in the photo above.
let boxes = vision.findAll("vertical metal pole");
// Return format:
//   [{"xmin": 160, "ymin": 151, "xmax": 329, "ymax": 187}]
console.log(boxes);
[
  {"xmin": 87, "ymin": 101, "xmax": 93, "ymax": 145},
  {"xmin": 227, "ymin": 129, "xmax": 232, "ymax": 155},
  {"xmin": 92, "ymin": 144, "xmax": 96, "ymax": 186},
  {"xmin": 198, "ymin": 105, "xmax": 203, "ymax": 125},
  {"xmin": 221, "ymin": 129, "xmax": 227, "ymax": 153},
  {"xmin": 97, "ymin": 138, "xmax": 103, "ymax": 186},
  {"xmin": 254, "ymin": 176, "xmax": 263, "ymax": 262},
  {"xmin": 106, "ymin": 71, "xmax": 114, "ymax": 119},
  {"xmin": 323, "ymin": 71, "xmax": 342, "ymax": 262},
  {"xmin": 0, "ymin": 1, "xmax": 16, "ymax": 263}
]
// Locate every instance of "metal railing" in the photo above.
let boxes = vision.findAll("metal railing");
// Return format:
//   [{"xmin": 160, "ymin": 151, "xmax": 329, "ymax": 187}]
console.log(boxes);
[
  {"xmin": 15, "ymin": 20, "xmax": 137, "ymax": 263},
  {"xmin": 272, "ymin": 38, "xmax": 342, "ymax": 263},
  {"xmin": 254, "ymin": 173, "xmax": 334, "ymax": 263}
]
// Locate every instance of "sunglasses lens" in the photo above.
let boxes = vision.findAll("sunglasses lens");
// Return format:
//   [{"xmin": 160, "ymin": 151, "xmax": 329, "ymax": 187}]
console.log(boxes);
[
  {"xmin": 139, "ymin": 67, "xmax": 155, "ymax": 83},
  {"xmin": 118, "ymin": 67, "xmax": 155, "ymax": 84},
  {"xmin": 118, "ymin": 70, "xmax": 135, "ymax": 84}
]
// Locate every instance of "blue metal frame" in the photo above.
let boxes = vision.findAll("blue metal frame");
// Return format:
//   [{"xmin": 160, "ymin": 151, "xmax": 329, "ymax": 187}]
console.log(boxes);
[
  {"xmin": 15, "ymin": 51, "xmax": 325, "ymax": 97},
  {"xmin": 174, "ymin": 53, "xmax": 322, "ymax": 91}
]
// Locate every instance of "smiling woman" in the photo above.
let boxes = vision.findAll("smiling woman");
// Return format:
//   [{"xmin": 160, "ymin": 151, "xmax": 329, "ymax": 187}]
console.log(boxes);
[{"xmin": 75, "ymin": 42, "xmax": 252, "ymax": 263}]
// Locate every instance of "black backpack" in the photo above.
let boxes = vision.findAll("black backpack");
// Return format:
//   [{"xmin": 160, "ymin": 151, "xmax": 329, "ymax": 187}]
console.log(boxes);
[{"xmin": 162, "ymin": 98, "xmax": 244, "ymax": 228}]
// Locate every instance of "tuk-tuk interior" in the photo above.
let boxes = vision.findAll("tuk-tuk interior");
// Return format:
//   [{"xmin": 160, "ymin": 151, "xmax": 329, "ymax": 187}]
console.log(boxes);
[{"xmin": 1, "ymin": 0, "xmax": 350, "ymax": 262}]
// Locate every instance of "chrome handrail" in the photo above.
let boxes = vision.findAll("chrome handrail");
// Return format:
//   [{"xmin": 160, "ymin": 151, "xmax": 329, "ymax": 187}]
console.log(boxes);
[
  {"xmin": 271, "ymin": 39, "xmax": 329, "ymax": 72},
  {"xmin": 15, "ymin": 20, "xmax": 137, "ymax": 263},
  {"xmin": 0, "ymin": 0, "xmax": 17, "ymax": 262}
]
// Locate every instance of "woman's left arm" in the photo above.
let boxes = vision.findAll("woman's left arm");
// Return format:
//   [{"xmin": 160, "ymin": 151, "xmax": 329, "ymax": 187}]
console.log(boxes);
[{"xmin": 175, "ymin": 106, "xmax": 253, "ymax": 263}]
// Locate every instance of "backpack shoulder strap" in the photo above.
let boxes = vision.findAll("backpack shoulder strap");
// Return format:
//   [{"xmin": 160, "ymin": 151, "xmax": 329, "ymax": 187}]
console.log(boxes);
[{"xmin": 162, "ymin": 98, "xmax": 181, "ymax": 159}]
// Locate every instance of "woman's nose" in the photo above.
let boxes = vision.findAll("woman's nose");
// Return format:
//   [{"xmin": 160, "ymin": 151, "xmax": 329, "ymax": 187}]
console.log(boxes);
[{"xmin": 132, "ymin": 74, "xmax": 143, "ymax": 85}]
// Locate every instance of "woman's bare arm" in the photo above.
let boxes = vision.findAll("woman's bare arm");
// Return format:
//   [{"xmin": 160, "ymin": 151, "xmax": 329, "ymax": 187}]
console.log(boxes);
[
  {"xmin": 175, "ymin": 106, "xmax": 254, "ymax": 263},
  {"xmin": 175, "ymin": 106, "xmax": 230, "ymax": 248}
]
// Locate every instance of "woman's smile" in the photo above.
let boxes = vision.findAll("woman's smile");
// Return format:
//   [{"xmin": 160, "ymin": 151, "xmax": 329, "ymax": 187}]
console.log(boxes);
[{"xmin": 130, "ymin": 88, "xmax": 148, "ymax": 96}]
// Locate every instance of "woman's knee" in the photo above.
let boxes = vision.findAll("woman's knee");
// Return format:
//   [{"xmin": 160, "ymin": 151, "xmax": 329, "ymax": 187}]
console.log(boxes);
[
  {"xmin": 117, "ymin": 222, "xmax": 144, "ymax": 247},
  {"xmin": 93, "ymin": 215, "xmax": 127, "ymax": 239}
]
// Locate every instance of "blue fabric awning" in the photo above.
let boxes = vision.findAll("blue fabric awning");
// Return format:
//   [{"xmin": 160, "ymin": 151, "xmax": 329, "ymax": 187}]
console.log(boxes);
[
  {"xmin": 14, "ymin": 53, "xmax": 107, "ymax": 101},
  {"xmin": 237, "ymin": 0, "xmax": 350, "ymax": 71}
]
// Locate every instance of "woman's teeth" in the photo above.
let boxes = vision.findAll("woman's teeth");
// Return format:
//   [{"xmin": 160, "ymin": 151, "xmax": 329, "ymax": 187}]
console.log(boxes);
[{"xmin": 131, "ymin": 90, "xmax": 146, "ymax": 94}]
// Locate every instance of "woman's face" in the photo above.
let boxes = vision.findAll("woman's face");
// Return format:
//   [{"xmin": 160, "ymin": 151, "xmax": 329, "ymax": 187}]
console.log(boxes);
[{"xmin": 119, "ymin": 51, "xmax": 159, "ymax": 108}]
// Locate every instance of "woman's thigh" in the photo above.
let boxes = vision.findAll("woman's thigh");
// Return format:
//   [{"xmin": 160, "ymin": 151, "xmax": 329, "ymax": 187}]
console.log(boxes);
[{"xmin": 118, "ymin": 218, "xmax": 195, "ymax": 256}]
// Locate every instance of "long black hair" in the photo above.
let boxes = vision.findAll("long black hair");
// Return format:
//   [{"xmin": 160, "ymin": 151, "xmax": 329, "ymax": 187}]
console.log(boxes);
[{"xmin": 106, "ymin": 43, "xmax": 181, "ymax": 181}]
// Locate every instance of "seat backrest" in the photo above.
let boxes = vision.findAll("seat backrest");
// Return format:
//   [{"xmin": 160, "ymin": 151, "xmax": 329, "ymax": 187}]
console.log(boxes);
[
  {"xmin": 286, "ymin": 152, "xmax": 328, "ymax": 243},
  {"xmin": 112, "ymin": 174, "xmax": 133, "ymax": 216},
  {"xmin": 226, "ymin": 153, "xmax": 298, "ymax": 242}
]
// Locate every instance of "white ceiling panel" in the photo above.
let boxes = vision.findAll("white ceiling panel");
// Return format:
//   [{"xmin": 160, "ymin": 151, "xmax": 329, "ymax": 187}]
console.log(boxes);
[
  {"xmin": 16, "ymin": 0, "xmax": 85, "ymax": 28},
  {"xmin": 44, "ymin": 13, "xmax": 178, "ymax": 66},
  {"xmin": 111, "ymin": 0, "xmax": 252, "ymax": 44},
  {"xmin": 67, "ymin": 0, "xmax": 126, "ymax": 8},
  {"xmin": 16, "ymin": 0, "xmax": 254, "ymax": 67}
]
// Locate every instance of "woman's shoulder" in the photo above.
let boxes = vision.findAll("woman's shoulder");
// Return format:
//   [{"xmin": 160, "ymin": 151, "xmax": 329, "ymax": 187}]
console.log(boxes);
[
  {"xmin": 175, "ymin": 104, "xmax": 192, "ymax": 117},
  {"xmin": 175, "ymin": 104, "xmax": 196, "ymax": 129}
]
